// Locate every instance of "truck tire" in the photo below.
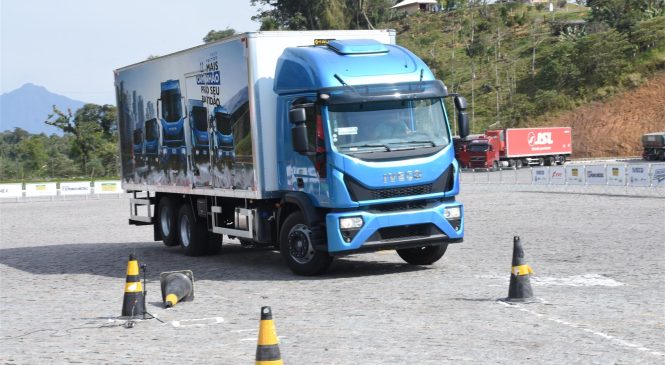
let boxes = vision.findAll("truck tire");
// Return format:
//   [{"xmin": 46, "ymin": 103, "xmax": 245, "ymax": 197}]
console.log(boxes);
[
  {"xmin": 546, "ymin": 156, "xmax": 555, "ymax": 166},
  {"xmin": 516, "ymin": 160, "xmax": 523, "ymax": 169},
  {"xmin": 279, "ymin": 211, "xmax": 333, "ymax": 276},
  {"xmin": 158, "ymin": 196, "xmax": 179, "ymax": 247},
  {"xmin": 177, "ymin": 204, "xmax": 209, "ymax": 256},
  {"xmin": 537, "ymin": 157, "xmax": 545, "ymax": 166},
  {"xmin": 492, "ymin": 161, "xmax": 499, "ymax": 171},
  {"xmin": 396, "ymin": 243, "xmax": 448, "ymax": 265}
]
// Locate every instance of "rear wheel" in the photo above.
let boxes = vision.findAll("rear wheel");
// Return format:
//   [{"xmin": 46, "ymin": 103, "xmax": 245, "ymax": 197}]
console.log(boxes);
[
  {"xmin": 397, "ymin": 244, "xmax": 448, "ymax": 265},
  {"xmin": 546, "ymin": 156, "xmax": 556, "ymax": 166},
  {"xmin": 516, "ymin": 160, "xmax": 523, "ymax": 169},
  {"xmin": 280, "ymin": 211, "xmax": 333, "ymax": 276},
  {"xmin": 158, "ymin": 196, "xmax": 179, "ymax": 246},
  {"xmin": 508, "ymin": 159, "xmax": 516, "ymax": 168},
  {"xmin": 537, "ymin": 157, "xmax": 545, "ymax": 166},
  {"xmin": 177, "ymin": 204, "xmax": 210, "ymax": 256}
]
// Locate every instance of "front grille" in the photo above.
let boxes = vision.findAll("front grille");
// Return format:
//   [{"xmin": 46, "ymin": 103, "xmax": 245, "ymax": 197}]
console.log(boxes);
[
  {"xmin": 372, "ymin": 184, "xmax": 432, "ymax": 200},
  {"xmin": 344, "ymin": 166, "xmax": 452, "ymax": 202},
  {"xmin": 371, "ymin": 201, "xmax": 428, "ymax": 212},
  {"xmin": 378, "ymin": 224, "xmax": 429, "ymax": 241}
]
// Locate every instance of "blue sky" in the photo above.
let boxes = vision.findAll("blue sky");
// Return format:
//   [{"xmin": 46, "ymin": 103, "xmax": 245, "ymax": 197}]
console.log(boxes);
[{"xmin": 0, "ymin": 0, "xmax": 263, "ymax": 105}]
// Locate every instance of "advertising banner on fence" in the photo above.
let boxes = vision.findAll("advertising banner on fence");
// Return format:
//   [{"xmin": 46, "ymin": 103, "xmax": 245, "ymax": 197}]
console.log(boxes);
[
  {"xmin": 94, "ymin": 180, "xmax": 122, "ymax": 194},
  {"xmin": 25, "ymin": 182, "xmax": 57, "ymax": 197},
  {"xmin": 566, "ymin": 165, "xmax": 585, "ymax": 185},
  {"xmin": 549, "ymin": 166, "xmax": 566, "ymax": 185},
  {"xmin": 0, "ymin": 183, "xmax": 23, "ymax": 198},
  {"xmin": 531, "ymin": 167, "xmax": 549, "ymax": 184},
  {"xmin": 585, "ymin": 165, "xmax": 606, "ymax": 185},
  {"xmin": 60, "ymin": 181, "xmax": 92, "ymax": 195},
  {"xmin": 652, "ymin": 165, "xmax": 665, "ymax": 187},
  {"xmin": 606, "ymin": 165, "xmax": 626, "ymax": 186},
  {"xmin": 627, "ymin": 164, "xmax": 650, "ymax": 186}
]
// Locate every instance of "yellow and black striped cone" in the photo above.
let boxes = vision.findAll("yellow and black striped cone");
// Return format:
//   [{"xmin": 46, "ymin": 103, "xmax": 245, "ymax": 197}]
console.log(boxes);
[
  {"xmin": 121, "ymin": 254, "xmax": 145, "ymax": 317},
  {"xmin": 256, "ymin": 306, "xmax": 283, "ymax": 365},
  {"xmin": 505, "ymin": 236, "xmax": 536, "ymax": 302},
  {"xmin": 160, "ymin": 270, "xmax": 194, "ymax": 308}
]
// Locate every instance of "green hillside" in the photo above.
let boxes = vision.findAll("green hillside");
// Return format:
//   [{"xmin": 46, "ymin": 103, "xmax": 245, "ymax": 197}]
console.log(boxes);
[{"xmin": 381, "ymin": 3, "xmax": 665, "ymax": 134}]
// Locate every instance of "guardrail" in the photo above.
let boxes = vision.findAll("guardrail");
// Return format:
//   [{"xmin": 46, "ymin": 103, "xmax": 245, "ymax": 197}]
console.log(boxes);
[{"xmin": 0, "ymin": 180, "xmax": 124, "ymax": 202}]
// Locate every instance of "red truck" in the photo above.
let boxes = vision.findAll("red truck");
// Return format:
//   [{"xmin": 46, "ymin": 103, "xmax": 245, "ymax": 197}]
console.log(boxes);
[{"xmin": 456, "ymin": 127, "xmax": 572, "ymax": 169}]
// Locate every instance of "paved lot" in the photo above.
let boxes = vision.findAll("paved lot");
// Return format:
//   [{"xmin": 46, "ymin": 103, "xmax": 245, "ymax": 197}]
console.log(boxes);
[{"xmin": 1, "ymin": 185, "xmax": 664, "ymax": 364}]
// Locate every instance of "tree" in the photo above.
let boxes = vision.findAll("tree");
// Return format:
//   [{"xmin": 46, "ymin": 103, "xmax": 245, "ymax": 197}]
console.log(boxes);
[
  {"xmin": 45, "ymin": 104, "xmax": 118, "ymax": 175},
  {"xmin": 203, "ymin": 28, "xmax": 237, "ymax": 43}
]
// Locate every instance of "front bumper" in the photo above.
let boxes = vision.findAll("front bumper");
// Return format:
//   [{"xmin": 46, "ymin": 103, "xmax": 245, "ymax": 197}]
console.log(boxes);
[{"xmin": 325, "ymin": 200, "xmax": 464, "ymax": 254}]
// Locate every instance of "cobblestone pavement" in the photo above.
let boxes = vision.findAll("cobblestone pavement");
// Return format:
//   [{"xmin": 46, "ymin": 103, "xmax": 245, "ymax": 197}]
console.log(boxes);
[{"xmin": 1, "ymin": 185, "xmax": 663, "ymax": 364}]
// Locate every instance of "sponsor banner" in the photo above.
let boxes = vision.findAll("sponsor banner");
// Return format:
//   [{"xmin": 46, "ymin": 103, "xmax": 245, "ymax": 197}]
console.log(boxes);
[
  {"xmin": 566, "ymin": 165, "xmax": 585, "ymax": 185},
  {"xmin": 0, "ymin": 183, "xmax": 23, "ymax": 198},
  {"xmin": 606, "ymin": 165, "xmax": 626, "ymax": 186},
  {"xmin": 549, "ymin": 166, "xmax": 566, "ymax": 185},
  {"xmin": 25, "ymin": 182, "xmax": 57, "ymax": 197},
  {"xmin": 627, "ymin": 164, "xmax": 650, "ymax": 186},
  {"xmin": 60, "ymin": 181, "xmax": 92, "ymax": 195},
  {"xmin": 585, "ymin": 165, "xmax": 606, "ymax": 185},
  {"xmin": 651, "ymin": 164, "xmax": 665, "ymax": 187},
  {"xmin": 531, "ymin": 167, "xmax": 549, "ymax": 185},
  {"xmin": 94, "ymin": 180, "xmax": 122, "ymax": 194}
]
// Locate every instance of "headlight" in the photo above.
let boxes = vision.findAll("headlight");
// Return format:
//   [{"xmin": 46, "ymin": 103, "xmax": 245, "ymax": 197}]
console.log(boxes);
[
  {"xmin": 444, "ymin": 206, "xmax": 461, "ymax": 219},
  {"xmin": 339, "ymin": 216, "xmax": 364, "ymax": 230}
]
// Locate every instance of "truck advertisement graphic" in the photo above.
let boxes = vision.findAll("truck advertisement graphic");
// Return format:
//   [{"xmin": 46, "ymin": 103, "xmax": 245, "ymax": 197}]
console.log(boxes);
[
  {"xmin": 116, "ymin": 39, "xmax": 253, "ymax": 190},
  {"xmin": 505, "ymin": 127, "xmax": 572, "ymax": 157}
]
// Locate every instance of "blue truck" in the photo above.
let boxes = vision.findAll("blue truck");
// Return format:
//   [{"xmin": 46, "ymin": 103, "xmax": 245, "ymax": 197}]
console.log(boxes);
[
  {"xmin": 116, "ymin": 30, "xmax": 469, "ymax": 275},
  {"xmin": 157, "ymin": 79, "xmax": 187, "ymax": 171}
]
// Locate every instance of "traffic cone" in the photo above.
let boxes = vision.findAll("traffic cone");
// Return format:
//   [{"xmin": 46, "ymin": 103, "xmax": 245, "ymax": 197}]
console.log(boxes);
[
  {"xmin": 121, "ymin": 254, "xmax": 145, "ymax": 317},
  {"xmin": 505, "ymin": 236, "xmax": 536, "ymax": 302},
  {"xmin": 160, "ymin": 270, "xmax": 194, "ymax": 308},
  {"xmin": 255, "ymin": 306, "xmax": 283, "ymax": 365}
]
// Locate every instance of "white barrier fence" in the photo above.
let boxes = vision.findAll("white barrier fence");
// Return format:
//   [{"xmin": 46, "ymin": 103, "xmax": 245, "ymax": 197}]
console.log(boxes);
[
  {"xmin": 461, "ymin": 163, "xmax": 665, "ymax": 197},
  {"xmin": 0, "ymin": 180, "xmax": 123, "ymax": 201}
]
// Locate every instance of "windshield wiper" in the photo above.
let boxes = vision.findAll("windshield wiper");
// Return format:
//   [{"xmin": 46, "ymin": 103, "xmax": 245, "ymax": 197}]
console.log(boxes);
[
  {"xmin": 341, "ymin": 144, "xmax": 392, "ymax": 152},
  {"xmin": 400, "ymin": 140, "xmax": 437, "ymax": 147}
]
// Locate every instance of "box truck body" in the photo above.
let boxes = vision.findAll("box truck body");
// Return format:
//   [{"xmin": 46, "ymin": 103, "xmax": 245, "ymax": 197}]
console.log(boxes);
[
  {"xmin": 457, "ymin": 127, "xmax": 572, "ymax": 169},
  {"xmin": 115, "ymin": 30, "xmax": 468, "ymax": 275}
]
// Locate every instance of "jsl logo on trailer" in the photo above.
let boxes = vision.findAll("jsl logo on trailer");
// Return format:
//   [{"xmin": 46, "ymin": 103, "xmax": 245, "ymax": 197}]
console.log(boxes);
[{"xmin": 527, "ymin": 132, "xmax": 553, "ymax": 146}]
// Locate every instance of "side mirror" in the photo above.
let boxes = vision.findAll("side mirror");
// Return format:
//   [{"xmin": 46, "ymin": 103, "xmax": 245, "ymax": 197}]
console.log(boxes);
[
  {"xmin": 289, "ymin": 107, "xmax": 309, "ymax": 154},
  {"xmin": 454, "ymin": 96, "xmax": 469, "ymax": 139}
]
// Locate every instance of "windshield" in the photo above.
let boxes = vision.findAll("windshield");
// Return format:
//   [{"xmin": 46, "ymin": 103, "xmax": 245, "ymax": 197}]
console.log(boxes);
[
  {"xmin": 215, "ymin": 112, "xmax": 232, "ymax": 135},
  {"xmin": 161, "ymin": 89, "xmax": 182, "ymax": 123},
  {"xmin": 468, "ymin": 143, "xmax": 490, "ymax": 152},
  {"xmin": 328, "ymin": 98, "xmax": 450, "ymax": 153},
  {"xmin": 191, "ymin": 106, "xmax": 208, "ymax": 132},
  {"xmin": 145, "ymin": 119, "xmax": 158, "ymax": 141}
]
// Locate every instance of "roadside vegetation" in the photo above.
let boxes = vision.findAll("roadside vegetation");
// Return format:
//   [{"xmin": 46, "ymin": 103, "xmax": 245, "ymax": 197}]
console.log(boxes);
[{"xmin": 2, "ymin": 0, "xmax": 663, "ymax": 181}]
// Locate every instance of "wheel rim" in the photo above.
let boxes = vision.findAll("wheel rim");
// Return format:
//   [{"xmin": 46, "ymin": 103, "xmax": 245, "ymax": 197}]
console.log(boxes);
[
  {"xmin": 288, "ymin": 224, "xmax": 314, "ymax": 264},
  {"xmin": 160, "ymin": 205, "xmax": 172, "ymax": 236},
  {"xmin": 179, "ymin": 214, "xmax": 191, "ymax": 248}
]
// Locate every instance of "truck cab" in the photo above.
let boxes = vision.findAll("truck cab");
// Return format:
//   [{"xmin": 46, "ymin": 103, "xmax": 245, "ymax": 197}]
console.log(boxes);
[
  {"xmin": 458, "ymin": 135, "xmax": 501, "ymax": 169},
  {"xmin": 273, "ymin": 38, "xmax": 468, "ymax": 273}
]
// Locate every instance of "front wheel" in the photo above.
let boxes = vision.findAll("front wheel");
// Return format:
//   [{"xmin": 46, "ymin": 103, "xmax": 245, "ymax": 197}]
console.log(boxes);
[
  {"xmin": 280, "ymin": 212, "xmax": 333, "ymax": 276},
  {"xmin": 397, "ymin": 244, "xmax": 448, "ymax": 265}
]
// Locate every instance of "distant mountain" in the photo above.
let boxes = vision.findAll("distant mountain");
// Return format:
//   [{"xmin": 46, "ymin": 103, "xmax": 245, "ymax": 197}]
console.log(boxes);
[{"xmin": 0, "ymin": 83, "xmax": 87, "ymax": 135}]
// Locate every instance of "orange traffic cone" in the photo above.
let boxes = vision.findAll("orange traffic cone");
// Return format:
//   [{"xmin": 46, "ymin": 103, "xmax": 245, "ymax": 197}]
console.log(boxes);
[
  {"xmin": 121, "ymin": 254, "xmax": 145, "ymax": 317},
  {"xmin": 504, "ymin": 236, "xmax": 536, "ymax": 302},
  {"xmin": 255, "ymin": 306, "xmax": 283, "ymax": 365}
]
